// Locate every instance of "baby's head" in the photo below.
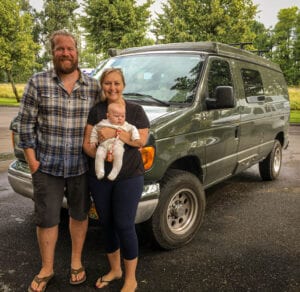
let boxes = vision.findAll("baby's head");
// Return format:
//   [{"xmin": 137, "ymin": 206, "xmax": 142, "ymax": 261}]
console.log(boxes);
[{"xmin": 107, "ymin": 103, "xmax": 126, "ymax": 125}]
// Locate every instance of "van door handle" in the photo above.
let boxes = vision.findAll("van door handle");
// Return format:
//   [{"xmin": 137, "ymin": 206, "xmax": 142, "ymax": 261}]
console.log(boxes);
[
  {"xmin": 235, "ymin": 126, "xmax": 239, "ymax": 138},
  {"xmin": 257, "ymin": 95, "xmax": 265, "ymax": 101}
]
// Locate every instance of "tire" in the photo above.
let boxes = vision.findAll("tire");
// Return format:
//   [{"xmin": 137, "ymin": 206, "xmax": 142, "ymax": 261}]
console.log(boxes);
[
  {"xmin": 259, "ymin": 140, "xmax": 282, "ymax": 181},
  {"xmin": 150, "ymin": 169, "xmax": 206, "ymax": 250}
]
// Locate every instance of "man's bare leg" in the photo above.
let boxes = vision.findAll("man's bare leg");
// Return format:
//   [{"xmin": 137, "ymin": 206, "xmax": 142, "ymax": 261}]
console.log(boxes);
[
  {"xmin": 69, "ymin": 217, "xmax": 88, "ymax": 283},
  {"xmin": 29, "ymin": 226, "xmax": 57, "ymax": 291}
]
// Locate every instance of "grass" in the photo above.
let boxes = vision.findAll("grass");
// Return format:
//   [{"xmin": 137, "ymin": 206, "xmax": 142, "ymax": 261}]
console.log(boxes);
[
  {"xmin": 0, "ymin": 83, "xmax": 25, "ymax": 106},
  {"xmin": 288, "ymin": 87, "xmax": 300, "ymax": 123},
  {"xmin": 0, "ymin": 83, "xmax": 299, "ymax": 123},
  {"xmin": 290, "ymin": 110, "xmax": 300, "ymax": 123},
  {"xmin": 0, "ymin": 97, "xmax": 20, "ymax": 106},
  {"xmin": 288, "ymin": 87, "xmax": 300, "ymax": 109}
]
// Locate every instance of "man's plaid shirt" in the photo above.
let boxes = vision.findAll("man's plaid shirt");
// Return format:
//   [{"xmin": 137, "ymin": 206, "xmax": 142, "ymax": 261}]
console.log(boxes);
[{"xmin": 18, "ymin": 69, "xmax": 101, "ymax": 178}]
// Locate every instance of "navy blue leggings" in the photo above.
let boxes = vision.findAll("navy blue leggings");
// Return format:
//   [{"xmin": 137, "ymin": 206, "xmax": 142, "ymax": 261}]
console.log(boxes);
[{"xmin": 89, "ymin": 175, "xmax": 143, "ymax": 260}]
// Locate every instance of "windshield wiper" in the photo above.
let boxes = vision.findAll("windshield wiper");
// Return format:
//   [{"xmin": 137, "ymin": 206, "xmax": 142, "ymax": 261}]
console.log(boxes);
[{"xmin": 123, "ymin": 92, "xmax": 170, "ymax": 107}]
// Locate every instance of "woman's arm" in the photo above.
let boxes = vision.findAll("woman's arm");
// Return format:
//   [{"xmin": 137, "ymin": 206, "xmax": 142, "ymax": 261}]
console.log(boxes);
[
  {"xmin": 83, "ymin": 124, "xmax": 97, "ymax": 158},
  {"xmin": 97, "ymin": 123, "xmax": 149, "ymax": 148},
  {"xmin": 137, "ymin": 128, "xmax": 149, "ymax": 146}
]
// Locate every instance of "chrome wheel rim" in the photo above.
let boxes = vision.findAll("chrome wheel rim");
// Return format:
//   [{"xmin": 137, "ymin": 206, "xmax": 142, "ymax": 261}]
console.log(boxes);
[
  {"xmin": 273, "ymin": 146, "xmax": 281, "ymax": 174},
  {"xmin": 166, "ymin": 189, "xmax": 198, "ymax": 235}
]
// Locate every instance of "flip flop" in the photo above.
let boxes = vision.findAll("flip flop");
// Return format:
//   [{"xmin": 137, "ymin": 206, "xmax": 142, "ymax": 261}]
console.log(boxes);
[
  {"xmin": 28, "ymin": 273, "xmax": 54, "ymax": 292},
  {"xmin": 95, "ymin": 275, "xmax": 122, "ymax": 289},
  {"xmin": 69, "ymin": 266, "xmax": 86, "ymax": 285}
]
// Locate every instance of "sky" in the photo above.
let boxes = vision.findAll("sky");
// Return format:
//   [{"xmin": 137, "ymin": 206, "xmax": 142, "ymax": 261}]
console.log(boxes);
[
  {"xmin": 252, "ymin": 0, "xmax": 300, "ymax": 27},
  {"xmin": 29, "ymin": 0, "xmax": 300, "ymax": 28}
]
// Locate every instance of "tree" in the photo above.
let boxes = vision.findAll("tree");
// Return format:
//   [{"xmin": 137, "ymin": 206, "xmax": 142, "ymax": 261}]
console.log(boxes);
[
  {"xmin": 152, "ymin": 0, "xmax": 257, "ymax": 46},
  {"xmin": 0, "ymin": 0, "xmax": 40, "ymax": 101},
  {"xmin": 251, "ymin": 20, "xmax": 273, "ymax": 58},
  {"xmin": 80, "ymin": 44, "xmax": 103, "ymax": 68},
  {"xmin": 81, "ymin": 0, "xmax": 154, "ymax": 58},
  {"xmin": 294, "ymin": 10, "xmax": 300, "ymax": 85},
  {"xmin": 271, "ymin": 7, "xmax": 299, "ymax": 85}
]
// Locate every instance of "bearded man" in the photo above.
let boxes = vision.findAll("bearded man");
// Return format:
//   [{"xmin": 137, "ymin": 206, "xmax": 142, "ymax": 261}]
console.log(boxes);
[{"xmin": 18, "ymin": 30, "xmax": 101, "ymax": 292}]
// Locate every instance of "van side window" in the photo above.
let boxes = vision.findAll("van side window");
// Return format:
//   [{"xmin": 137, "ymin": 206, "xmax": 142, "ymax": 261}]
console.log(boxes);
[
  {"xmin": 241, "ymin": 69, "xmax": 264, "ymax": 99},
  {"xmin": 264, "ymin": 72, "xmax": 288, "ymax": 97},
  {"xmin": 207, "ymin": 59, "xmax": 233, "ymax": 99}
]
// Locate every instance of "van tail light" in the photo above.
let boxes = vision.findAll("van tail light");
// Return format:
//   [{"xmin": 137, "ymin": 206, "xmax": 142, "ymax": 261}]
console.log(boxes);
[{"xmin": 140, "ymin": 146, "xmax": 155, "ymax": 171}]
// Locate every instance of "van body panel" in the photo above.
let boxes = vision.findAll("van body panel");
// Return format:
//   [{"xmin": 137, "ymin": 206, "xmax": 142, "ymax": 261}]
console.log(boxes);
[{"xmin": 201, "ymin": 109, "xmax": 240, "ymax": 185}]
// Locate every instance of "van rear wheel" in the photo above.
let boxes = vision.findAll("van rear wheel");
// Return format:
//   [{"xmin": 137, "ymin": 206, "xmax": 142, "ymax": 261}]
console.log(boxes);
[
  {"xmin": 259, "ymin": 140, "xmax": 282, "ymax": 181},
  {"xmin": 150, "ymin": 170, "xmax": 206, "ymax": 250}
]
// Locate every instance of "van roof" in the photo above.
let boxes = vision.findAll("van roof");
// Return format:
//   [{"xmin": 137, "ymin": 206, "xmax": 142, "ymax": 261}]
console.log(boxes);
[{"xmin": 116, "ymin": 42, "xmax": 281, "ymax": 72}]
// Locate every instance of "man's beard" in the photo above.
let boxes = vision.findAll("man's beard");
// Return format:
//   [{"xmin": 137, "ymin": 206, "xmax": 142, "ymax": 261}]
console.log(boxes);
[{"xmin": 54, "ymin": 57, "xmax": 78, "ymax": 74}]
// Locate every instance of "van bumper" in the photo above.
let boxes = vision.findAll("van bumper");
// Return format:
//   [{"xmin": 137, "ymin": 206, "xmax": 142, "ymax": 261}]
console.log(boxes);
[
  {"xmin": 8, "ymin": 160, "xmax": 159, "ymax": 223},
  {"xmin": 8, "ymin": 160, "xmax": 33, "ymax": 199}
]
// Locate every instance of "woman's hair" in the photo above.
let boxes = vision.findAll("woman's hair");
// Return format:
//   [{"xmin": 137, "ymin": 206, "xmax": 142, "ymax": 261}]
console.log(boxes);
[
  {"xmin": 49, "ymin": 30, "xmax": 78, "ymax": 51},
  {"xmin": 100, "ymin": 68, "xmax": 126, "ymax": 101}
]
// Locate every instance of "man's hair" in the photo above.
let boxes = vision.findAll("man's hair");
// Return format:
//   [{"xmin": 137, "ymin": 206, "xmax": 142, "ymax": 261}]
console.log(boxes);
[{"xmin": 49, "ymin": 30, "xmax": 78, "ymax": 51}]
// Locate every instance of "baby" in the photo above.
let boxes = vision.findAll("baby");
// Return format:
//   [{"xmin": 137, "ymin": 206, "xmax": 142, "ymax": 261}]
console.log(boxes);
[{"xmin": 90, "ymin": 102, "xmax": 142, "ymax": 180}]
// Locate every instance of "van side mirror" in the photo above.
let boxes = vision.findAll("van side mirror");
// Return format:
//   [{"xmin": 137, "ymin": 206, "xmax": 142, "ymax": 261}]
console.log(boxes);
[{"xmin": 206, "ymin": 86, "xmax": 235, "ymax": 109}]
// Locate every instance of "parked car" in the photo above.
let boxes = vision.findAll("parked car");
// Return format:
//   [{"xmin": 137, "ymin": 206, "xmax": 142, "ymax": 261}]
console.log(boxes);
[
  {"xmin": 81, "ymin": 68, "xmax": 95, "ymax": 76},
  {"xmin": 8, "ymin": 42, "xmax": 290, "ymax": 249}
]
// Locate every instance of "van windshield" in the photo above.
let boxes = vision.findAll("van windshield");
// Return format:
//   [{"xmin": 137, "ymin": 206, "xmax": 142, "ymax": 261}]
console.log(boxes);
[{"xmin": 93, "ymin": 53, "xmax": 204, "ymax": 106}]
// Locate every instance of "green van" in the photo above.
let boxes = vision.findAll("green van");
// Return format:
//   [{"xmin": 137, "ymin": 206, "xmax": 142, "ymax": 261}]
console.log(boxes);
[{"xmin": 8, "ymin": 42, "xmax": 290, "ymax": 249}]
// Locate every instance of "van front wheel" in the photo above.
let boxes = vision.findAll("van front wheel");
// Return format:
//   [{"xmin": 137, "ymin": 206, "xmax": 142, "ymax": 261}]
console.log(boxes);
[
  {"xmin": 259, "ymin": 139, "xmax": 282, "ymax": 181},
  {"xmin": 150, "ymin": 170, "xmax": 206, "ymax": 250}
]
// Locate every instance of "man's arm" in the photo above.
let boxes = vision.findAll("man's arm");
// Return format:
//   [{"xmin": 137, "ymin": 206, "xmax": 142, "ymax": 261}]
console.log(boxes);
[{"xmin": 24, "ymin": 148, "xmax": 40, "ymax": 174}]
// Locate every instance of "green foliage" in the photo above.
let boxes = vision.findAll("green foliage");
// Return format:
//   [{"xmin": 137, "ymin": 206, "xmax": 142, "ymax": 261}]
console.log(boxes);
[
  {"xmin": 1, "ymin": 0, "xmax": 300, "ymax": 87},
  {"xmin": 251, "ymin": 20, "xmax": 273, "ymax": 57},
  {"xmin": 152, "ymin": 0, "xmax": 257, "ymax": 44},
  {"xmin": 271, "ymin": 7, "xmax": 300, "ymax": 85},
  {"xmin": 0, "ymin": 0, "xmax": 40, "ymax": 99},
  {"xmin": 0, "ymin": 0, "xmax": 40, "ymax": 70},
  {"xmin": 81, "ymin": 0, "xmax": 154, "ymax": 57},
  {"xmin": 79, "ymin": 46, "xmax": 103, "ymax": 68}
]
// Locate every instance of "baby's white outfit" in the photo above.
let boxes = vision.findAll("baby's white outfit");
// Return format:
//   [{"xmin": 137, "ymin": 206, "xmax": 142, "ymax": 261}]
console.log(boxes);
[{"xmin": 90, "ymin": 119, "xmax": 140, "ymax": 180}]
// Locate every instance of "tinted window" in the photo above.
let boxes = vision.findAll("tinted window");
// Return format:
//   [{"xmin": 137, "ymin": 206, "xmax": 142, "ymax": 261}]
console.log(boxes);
[
  {"xmin": 241, "ymin": 69, "xmax": 264, "ymax": 98},
  {"xmin": 207, "ymin": 59, "xmax": 233, "ymax": 99},
  {"xmin": 264, "ymin": 70, "xmax": 288, "ymax": 97}
]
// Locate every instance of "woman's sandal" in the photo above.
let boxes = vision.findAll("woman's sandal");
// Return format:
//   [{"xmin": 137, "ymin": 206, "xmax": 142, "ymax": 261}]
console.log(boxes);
[
  {"xmin": 69, "ymin": 266, "xmax": 87, "ymax": 285},
  {"xmin": 95, "ymin": 275, "xmax": 122, "ymax": 289},
  {"xmin": 27, "ymin": 273, "xmax": 54, "ymax": 292}
]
